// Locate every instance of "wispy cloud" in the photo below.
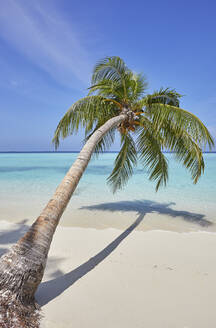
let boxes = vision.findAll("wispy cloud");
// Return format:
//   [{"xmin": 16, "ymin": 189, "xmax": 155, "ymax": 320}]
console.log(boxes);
[{"xmin": 0, "ymin": 0, "xmax": 93, "ymax": 87}]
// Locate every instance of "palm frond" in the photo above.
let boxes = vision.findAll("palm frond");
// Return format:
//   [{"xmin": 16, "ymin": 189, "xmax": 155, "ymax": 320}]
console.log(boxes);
[
  {"xmin": 52, "ymin": 96, "xmax": 116, "ymax": 149},
  {"xmin": 94, "ymin": 127, "xmax": 116, "ymax": 155},
  {"xmin": 88, "ymin": 80, "xmax": 124, "ymax": 104},
  {"xmin": 146, "ymin": 88, "xmax": 182, "ymax": 107},
  {"xmin": 137, "ymin": 118, "xmax": 168, "ymax": 191},
  {"xmin": 145, "ymin": 103, "xmax": 214, "ymax": 149},
  {"xmin": 138, "ymin": 115, "xmax": 205, "ymax": 184},
  {"xmin": 91, "ymin": 56, "xmax": 129, "ymax": 85},
  {"xmin": 107, "ymin": 133, "xmax": 137, "ymax": 193},
  {"xmin": 85, "ymin": 121, "xmax": 116, "ymax": 155},
  {"xmin": 160, "ymin": 121, "xmax": 205, "ymax": 183},
  {"xmin": 90, "ymin": 57, "xmax": 149, "ymax": 106},
  {"xmin": 128, "ymin": 73, "xmax": 148, "ymax": 101}
]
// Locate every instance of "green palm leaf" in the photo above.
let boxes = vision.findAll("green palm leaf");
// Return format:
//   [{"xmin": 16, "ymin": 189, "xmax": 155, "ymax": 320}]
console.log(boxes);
[
  {"xmin": 88, "ymin": 80, "xmax": 125, "ymax": 102},
  {"xmin": 137, "ymin": 118, "xmax": 168, "ymax": 191},
  {"xmin": 91, "ymin": 56, "xmax": 129, "ymax": 85},
  {"xmin": 129, "ymin": 73, "xmax": 148, "ymax": 100},
  {"xmin": 146, "ymin": 88, "xmax": 182, "ymax": 107},
  {"xmin": 160, "ymin": 121, "xmax": 205, "ymax": 183},
  {"xmin": 52, "ymin": 95, "xmax": 116, "ymax": 149},
  {"xmin": 145, "ymin": 102, "xmax": 214, "ymax": 149},
  {"xmin": 107, "ymin": 133, "xmax": 137, "ymax": 193},
  {"xmin": 85, "ymin": 122, "xmax": 116, "ymax": 155}
]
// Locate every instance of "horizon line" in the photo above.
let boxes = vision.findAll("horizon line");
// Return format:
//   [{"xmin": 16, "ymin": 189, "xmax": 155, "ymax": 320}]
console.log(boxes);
[{"xmin": 0, "ymin": 151, "xmax": 216, "ymax": 154}]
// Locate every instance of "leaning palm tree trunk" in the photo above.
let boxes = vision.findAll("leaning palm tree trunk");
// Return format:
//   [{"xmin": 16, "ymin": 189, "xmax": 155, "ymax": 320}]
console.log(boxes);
[{"xmin": 0, "ymin": 113, "xmax": 127, "ymax": 327}]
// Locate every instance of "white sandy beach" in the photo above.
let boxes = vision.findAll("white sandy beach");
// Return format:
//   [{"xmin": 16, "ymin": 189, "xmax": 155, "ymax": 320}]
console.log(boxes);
[{"xmin": 1, "ymin": 220, "xmax": 216, "ymax": 327}]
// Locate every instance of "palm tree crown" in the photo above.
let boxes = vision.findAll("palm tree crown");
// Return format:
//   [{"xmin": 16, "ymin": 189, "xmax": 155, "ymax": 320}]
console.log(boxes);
[{"xmin": 53, "ymin": 56, "xmax": 214, "ymax": 192}]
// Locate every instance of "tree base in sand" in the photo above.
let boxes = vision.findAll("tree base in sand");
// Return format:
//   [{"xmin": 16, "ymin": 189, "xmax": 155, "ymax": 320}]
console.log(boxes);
[{"xmin": 0, "ymin": 291, "xmax": 41, "ymax": 328}]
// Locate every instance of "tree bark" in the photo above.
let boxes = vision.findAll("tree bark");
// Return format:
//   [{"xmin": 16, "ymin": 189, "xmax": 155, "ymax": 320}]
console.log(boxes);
[{"xmin": 0, "ymin": 113, "xmax": 127, "ymax": 327}]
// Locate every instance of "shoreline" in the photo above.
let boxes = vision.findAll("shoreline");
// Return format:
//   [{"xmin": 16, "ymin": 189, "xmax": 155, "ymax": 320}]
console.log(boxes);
[
  {"xmin": 1, "ymin": 198, "xmax": 215, "ymax": 233},
  {"xmin": 1, "ymin": 152, "xmax": 215, "ymax": 234}
]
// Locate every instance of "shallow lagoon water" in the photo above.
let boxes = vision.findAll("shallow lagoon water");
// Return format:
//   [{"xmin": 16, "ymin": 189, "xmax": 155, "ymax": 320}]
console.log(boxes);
[{"xmin": 0, "ymin": 152, "xmax": 216, "ymax": 232}]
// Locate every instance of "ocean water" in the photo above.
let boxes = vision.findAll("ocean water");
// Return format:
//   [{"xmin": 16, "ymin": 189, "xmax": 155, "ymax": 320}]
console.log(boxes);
[{"xmin": 0, "ymin": 152, "xmax": 216, "ymax": 232}]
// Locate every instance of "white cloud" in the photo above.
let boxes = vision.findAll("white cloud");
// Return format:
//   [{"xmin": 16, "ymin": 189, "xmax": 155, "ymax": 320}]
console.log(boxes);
[{"xmin": 0, "ymin": 0, "xmax": 93, "ymax": 87}]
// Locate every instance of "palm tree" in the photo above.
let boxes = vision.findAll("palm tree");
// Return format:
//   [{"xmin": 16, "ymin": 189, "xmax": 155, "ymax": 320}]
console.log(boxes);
[{"xmin": 0, "ymin": 56, "xmax": 213, "ymax": 327}]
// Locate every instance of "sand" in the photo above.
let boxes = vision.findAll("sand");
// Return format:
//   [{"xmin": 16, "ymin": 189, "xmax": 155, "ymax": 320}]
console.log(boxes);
[{"xmin": 0, "ymin": 219, "xmax": 216, "ymax": 327}]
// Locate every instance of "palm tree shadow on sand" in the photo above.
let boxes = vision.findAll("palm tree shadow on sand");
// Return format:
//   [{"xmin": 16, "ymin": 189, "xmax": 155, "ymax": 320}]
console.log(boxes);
[
  {"xmin": 37, "ymin": 214, "xmax": 143, "ymax": 306},
  {"xmin": 37, "ymin": 199, "xmax": 212, "ymax": 306},
  {"xmin": 81, "ymin": 199, "xmax": 212, "ymax": 228}
]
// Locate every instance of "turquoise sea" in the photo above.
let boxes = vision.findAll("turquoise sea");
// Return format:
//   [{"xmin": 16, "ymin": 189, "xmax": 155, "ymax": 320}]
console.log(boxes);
[{"xmin": 0, "ymin": 152, "xmax": 216, "ymax": 232}]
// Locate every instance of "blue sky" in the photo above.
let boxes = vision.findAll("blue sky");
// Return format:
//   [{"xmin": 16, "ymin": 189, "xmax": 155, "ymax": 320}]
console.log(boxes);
[{"xmin": 0, "ymin": 0, "xmax": 215, "ymax": 151}]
